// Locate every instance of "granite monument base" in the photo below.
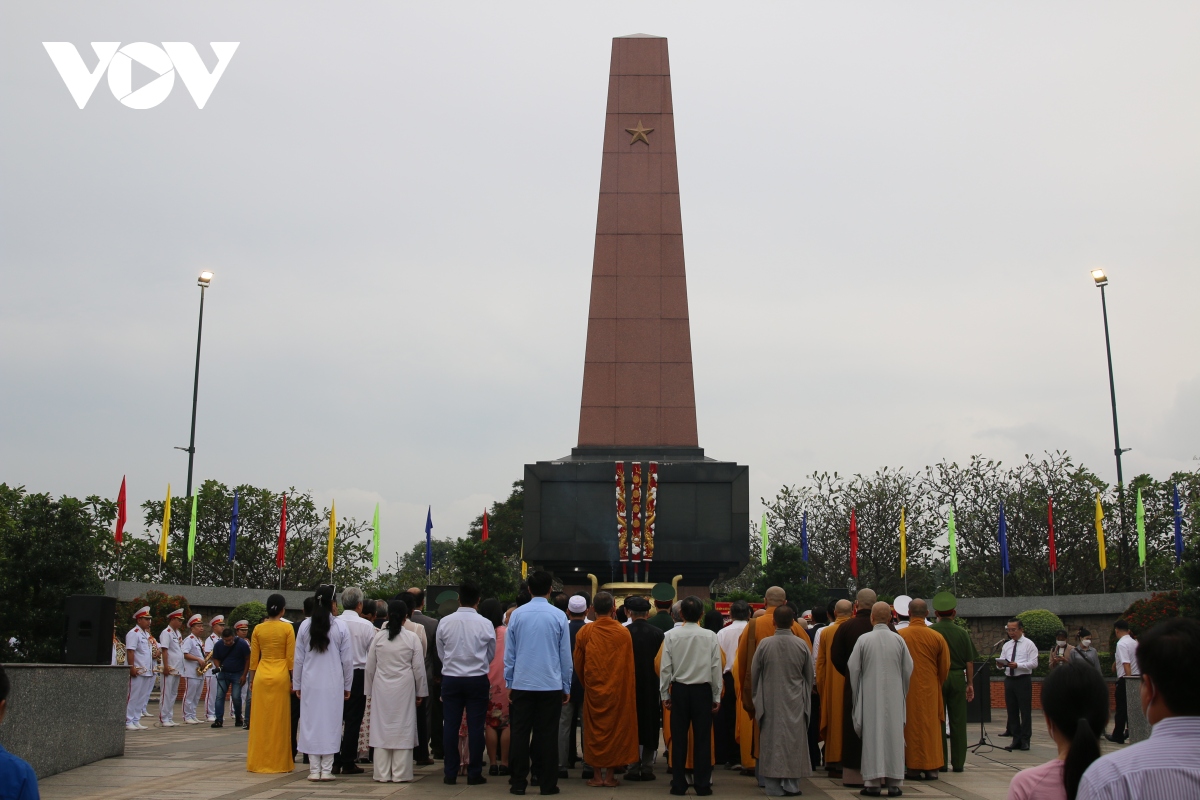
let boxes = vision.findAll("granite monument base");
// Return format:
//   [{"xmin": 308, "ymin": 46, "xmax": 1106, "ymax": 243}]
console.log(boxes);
[{"xmin": 0, "ymin": 664, "xmax": 127, "ymax": 778}]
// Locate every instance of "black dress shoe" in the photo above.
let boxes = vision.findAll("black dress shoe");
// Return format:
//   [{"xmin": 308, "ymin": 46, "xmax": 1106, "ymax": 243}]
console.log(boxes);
[
  {"xmin": 210, "ymin": 720, "xmax": 223, "ymax": 728},
  {"xmin": 467, "ymin": 774, "xmax": 488, "ymax": 785},
  {"xmin": 331, "ymin": 764, "xmax": 342, "ymax": 775},
  {"xmin": 952, "ymin": 767, "xmax": 963, "ymax": 773},
  {"xmin": 416, "ymin": 758, "xmax": 435, "ymax": 766},
  {"xmin": 499, "ymin": 765, "xmax": 511, "ymax": 776},
  {"xmin": 696, "ymin": 788, "xmax": 713, "ymax": 796},
  {"xmin": 541, "ymin": 788, "xmax": 561, "ymax": 796},
  {"xmin": 444, "ymin": 776, "xmax": 457, "ymax": 785},
  {"xmin": 557, "ymin": 769, "xmax": 568, "ymax": 779},
  {"xmin": 641, "ymin": 770, "xmax": 657, "ymax": 781},
  {"xmin": 342, "ymin": 763, "xmax": 365, "ymax": 774},
  {"xmin": 1104, "ymin": 734, "xmax": 1126, "ymax": 744},
  {"xmin": 859, "ymin": 790, "xmax": 881, "ymax": 798},
  {"xmin": 510, "ymin": 788, "xmax": 526, "ymax": 796},
  {"xmin": 887, "ymin": 789, "xmax": 903, "ymax": 798},
  {"xmin": 530, "ymin": 775, "xmax": 539, "ymax": 786},
  {"xmin": 1017, "ymin": 743, "xmax": 1030, "ymax": 751},
  {"xmin": 490, "ymin": 765, "xmax": 500, "ymax": 776}
]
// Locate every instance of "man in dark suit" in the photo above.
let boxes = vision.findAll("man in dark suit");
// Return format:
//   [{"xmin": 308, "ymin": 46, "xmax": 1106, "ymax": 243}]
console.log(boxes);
[
  {"xmin": 625, "ymin": 596, "xmax": 666, "ymax": 781},
  {"xmin": 405, "ymin": 588, "xmax": 442, "ymax": 763}
]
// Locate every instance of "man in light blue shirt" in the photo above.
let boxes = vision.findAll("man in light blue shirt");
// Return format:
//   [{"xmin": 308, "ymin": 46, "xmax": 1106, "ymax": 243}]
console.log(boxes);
[{"xmin": 504, "ymin": 570, "xmax": 572, "ymax": 796}]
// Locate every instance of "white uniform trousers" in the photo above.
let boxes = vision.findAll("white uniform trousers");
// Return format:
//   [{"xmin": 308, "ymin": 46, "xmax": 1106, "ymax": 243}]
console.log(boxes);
[
  {"xmin": 126, "ymin": 675, "xmax": 154, "ymax": 725},
  {"xmin": 373, "ymin": 749, "xmax": 414, "ymax": 783},
  {"xmin": 182, "ymin": 676, "xmax": 204, "ymax": 721},
  {"xmin": 205, "ymin": 674, "xmax": 218, "ymax": 719},
  {"xmin": 159, "ymin": 674, "xmax": 180, "ymax": 724}
]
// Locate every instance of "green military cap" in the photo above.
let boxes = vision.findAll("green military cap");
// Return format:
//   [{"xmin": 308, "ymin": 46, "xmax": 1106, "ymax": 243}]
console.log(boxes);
[
  {"xmin": 436, "ymin": 589, "xmax": 459, "ymax": 604},
  {"xmin": 932, "ymin": 591, "xmax": 957, "ymax": 612},
  {"xmin": 651, "ymin": 582, "xmax": 675, "ymax": 602}
]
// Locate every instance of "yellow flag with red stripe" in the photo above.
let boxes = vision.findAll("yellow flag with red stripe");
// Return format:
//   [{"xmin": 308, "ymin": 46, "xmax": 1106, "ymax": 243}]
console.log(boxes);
[
  {"xmin": 1095, "ymin": 493, "xmax": 1107, "ymax": 571},
  {"xmin": 158, "ymin": 484, "xmax": 171, "ymax": 562},
  {"xmin": 327, "ymin": 500, "xmax": 337, "ymax": 572}
]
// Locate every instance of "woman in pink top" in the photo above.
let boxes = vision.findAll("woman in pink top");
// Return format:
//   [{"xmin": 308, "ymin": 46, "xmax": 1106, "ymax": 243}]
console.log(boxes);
[{"xmin": 1007, "ymin": 663, "xmax": 1109, "ymax": 800}]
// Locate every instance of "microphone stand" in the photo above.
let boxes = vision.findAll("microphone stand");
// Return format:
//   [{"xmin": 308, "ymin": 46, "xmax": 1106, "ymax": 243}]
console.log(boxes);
[{"xmin": 969, "ymin": 640, "xmax": 1005, "ymax": 754}]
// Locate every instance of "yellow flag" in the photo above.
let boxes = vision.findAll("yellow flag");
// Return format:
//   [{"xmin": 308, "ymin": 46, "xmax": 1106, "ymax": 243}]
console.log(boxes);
[
  {"xmin": 327, "ymin": 500, "xmax": 337, "ymax": 572},
  {"xmin": 1095, "ymin": 493, "xmax": 1107, "ymax": 571},
  {"xmin": 899, "ymin": 506, "xmax": 907, "ymax": 578},
  {"xmin": 520, "ymin": 540, "xmax": 527, "ymax": 580},
  {"xmin": 158, "ymin": 484, "xmax": 171, "ymax": 562}
]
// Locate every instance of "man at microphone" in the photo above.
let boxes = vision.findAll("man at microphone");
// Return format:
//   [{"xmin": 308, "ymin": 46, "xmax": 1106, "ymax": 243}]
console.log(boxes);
[{"xmin": 995, "ymin": 618, "xmax": 1038, "ymax": 751}]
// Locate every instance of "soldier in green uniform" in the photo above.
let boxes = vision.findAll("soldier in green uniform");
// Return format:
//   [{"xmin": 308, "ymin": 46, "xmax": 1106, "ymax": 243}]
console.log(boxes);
[
  {"xmin": 929, "ymin": 591, "xmax": 979, "ymax": 773},
  {"xmin": 647, "ymin": 583, "xmax": 676, "ymax": 632}
]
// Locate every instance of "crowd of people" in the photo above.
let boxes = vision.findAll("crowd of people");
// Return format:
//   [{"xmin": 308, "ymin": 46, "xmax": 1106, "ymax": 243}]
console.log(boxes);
[{"xmin": 101, "ymin": 578, "xmax": 1200, "ymax": 799}]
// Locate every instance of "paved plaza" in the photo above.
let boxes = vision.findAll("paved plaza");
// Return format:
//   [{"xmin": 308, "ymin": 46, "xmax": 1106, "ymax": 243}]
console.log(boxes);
[{"xmin": 39, "ymin": 706, "xmax": 1130, "ymax": 800}]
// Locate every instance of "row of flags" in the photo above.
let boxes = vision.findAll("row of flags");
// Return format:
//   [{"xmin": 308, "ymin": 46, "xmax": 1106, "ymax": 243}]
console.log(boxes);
[{"xmin": 759, "ymin": 487, "xmax": 1187, "ymax": 576}]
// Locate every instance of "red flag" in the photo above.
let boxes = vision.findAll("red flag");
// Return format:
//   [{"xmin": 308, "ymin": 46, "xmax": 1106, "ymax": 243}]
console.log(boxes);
[
  {"xmin": 1048, "ymin": 495, "xmax": 1057, "ymax": 572},
  {"xmin": 849, "ymin": 508, "xmax": 859, "ymax": 578},
  {"xmin": 114, "ymin": 476, "xmax": 127, "ymax": 544},
  {"xmin": 482, "ymin": 510, "xmax": 489, "ymax": 541},
  {"xmin": 276, "ymin": 495, "xmax": 288, "ymax": 569}
]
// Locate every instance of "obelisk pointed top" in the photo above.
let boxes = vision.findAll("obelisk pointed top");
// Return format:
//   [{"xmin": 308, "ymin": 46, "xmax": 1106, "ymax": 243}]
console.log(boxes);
[
  {"xmin": 578, "ymin": 36, "xmax": 697, "ymax": 449},
  {"xmin": 617, "ymin": 33, "xmax": 663, "ymax": 38}
]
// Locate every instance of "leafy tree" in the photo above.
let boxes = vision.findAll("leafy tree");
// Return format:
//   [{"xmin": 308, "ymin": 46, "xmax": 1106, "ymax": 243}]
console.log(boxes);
[
  {"xmin": 753, "ymin": 543, "xmax": 827, "ymax": 613},
  {"xmin": 0, "ymin": 485, "xmax": 108, "ymax": 662},
  {"xmin": 452, "ymin": 537, "xmax": 518, "ymax": 602},
  {"xmin": 366, "ymin": 538, "xmax": 459, "ymax": 598},
  {"xmin": 122, "ymin": 481, "xmax": 372, "ymax": 591},
  {"xmin": 228, "ymin": 601, "xmax": 268, "ymax": 635},
  {"xmin": 465, "ymin": 481, "xmax": 524, "ymax": 572},
  {"xmin": 115, "ymin": 590, "xmax": 192, "ymax": 635}
]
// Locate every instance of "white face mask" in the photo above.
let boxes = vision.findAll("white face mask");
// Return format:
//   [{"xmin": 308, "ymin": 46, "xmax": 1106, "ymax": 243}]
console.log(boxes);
[
  {"xmin": 1056, "ymin": 639, "xmax": 1066, "ymax": 646},
  {"xmin": 1081, "ymin": 639, "xmax": 1092, "ymax": 648}
]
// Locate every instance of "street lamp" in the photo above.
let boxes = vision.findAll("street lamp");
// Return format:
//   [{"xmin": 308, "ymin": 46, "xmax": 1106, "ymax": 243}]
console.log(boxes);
[
  {"xmin": 1091, "ymin": 269, "xmax": 1133, "ymax": 586},
  {"xmin": 178, "ymin": 271, "xmax": 213, "ymax": 499}
]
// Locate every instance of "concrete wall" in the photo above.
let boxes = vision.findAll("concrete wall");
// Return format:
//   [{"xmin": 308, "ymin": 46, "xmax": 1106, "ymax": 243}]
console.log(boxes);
[
  {"xmin": 104, "ymin": 581, "xmax": 314, "ymax": 625},
  {"xmin": 0, "ymin": 664, "xmax": 126, "ymax": 778},
  {"xmin": 957, "ymin": 592, "xmax": 1148, "ymax": 653}
]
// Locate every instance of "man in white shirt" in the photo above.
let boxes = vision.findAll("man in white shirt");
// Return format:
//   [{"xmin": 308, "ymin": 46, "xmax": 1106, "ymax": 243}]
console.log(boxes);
[
  {"xmin": 1107, "ymin": 618, "xmax": 1142, "ymax": 744},
  {"xmin": 995, "ymin": 617, "xmax": 1039, "ymax": 751},
  {"xmin": 158, "ymin": 609, "xmax": 185, "ymax": 726},
  {"xmin": 659, "ymin": 596, "xmax": 723, "ymax": 796},
  {"xmin": 715, "ymin": 600, "xmax": 749, "ymax": 768},
  {"xmin": 435, "ymin": 582, "xmax": 496, "ymax": 785},
  {"xmin": 335, "ymin": 586, "xmax": 378, "ymax": 775}
]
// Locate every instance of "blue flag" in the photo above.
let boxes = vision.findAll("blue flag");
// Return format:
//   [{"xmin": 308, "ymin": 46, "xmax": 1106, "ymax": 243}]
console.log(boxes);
[
  {"xmin": 998, "ymin": 500, "xmax": 1010, "ymax": 575},
  {"xmin": 424, "ymin": 506, "xmax": 433, "ymax": 576},
  {"xmin": 801, "ymin": 510, "xmax": 809, "ymax": 562},
  {"xmin": 228, "ymin": 490, "xmax": 239, "ymax": 563},
  {"xmin": 1175, "ymin": 485, "xmax": 1184, "ymax": 566}
]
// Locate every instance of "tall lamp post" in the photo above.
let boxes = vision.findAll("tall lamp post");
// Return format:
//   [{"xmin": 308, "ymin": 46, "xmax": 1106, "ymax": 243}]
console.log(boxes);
[
  {"xmin": 177, "ymin": 271, "xmax": 213, "ymax": 499},
  {"xmin": 1091, "ymin": 269, "xmax": 1132, "ymax": 586}
]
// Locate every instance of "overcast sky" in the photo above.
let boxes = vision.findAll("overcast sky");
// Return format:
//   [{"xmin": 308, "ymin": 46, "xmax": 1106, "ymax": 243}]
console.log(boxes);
[{"xmin": 2, "ymin": 2, "xmax": 1197, "ymax": 563}]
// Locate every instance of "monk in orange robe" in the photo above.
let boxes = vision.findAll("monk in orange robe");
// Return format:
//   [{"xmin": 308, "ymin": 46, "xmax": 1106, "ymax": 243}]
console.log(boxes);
[
  {"xmin": 817, "ymin": 599, "xmax": 852, "ymax": 772},
  {"xmin": 573, "ymin": 592, "xmax": 638, "ymax": 787},
  {"xmin": 731, "ymin": 651, "xmax": 756, "ymax": 772},
  {"xmin": 896, "ymin": 598, "xmax": 950, "ymax": 778},
  {"xmin": 737, "ymin": 587, "xmax": 811, "ymax": 764}
]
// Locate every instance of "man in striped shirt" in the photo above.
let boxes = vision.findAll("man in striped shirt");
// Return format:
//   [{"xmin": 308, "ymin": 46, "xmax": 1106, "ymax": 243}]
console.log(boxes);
[{"xmin": 1076, "ymin": 617, "xmax": 1200, "ymax": 800}]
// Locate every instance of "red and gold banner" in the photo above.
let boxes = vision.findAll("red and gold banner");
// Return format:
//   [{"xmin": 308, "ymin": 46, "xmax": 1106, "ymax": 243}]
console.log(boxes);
[
  {"xmin": 644, "ymin": 462, "xmax": 657, "ymax": 567},
  {"xmin": 616, "ymin": 463, "xmax": 629, "ymax": 569},
  {"xmin": 630, "ymin": 463, "xmax": 643, "ymax": 574}
]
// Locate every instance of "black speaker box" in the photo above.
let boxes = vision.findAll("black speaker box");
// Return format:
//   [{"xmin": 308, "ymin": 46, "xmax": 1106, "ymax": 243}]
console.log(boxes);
[{"xmin": 63, "ymin": 595, "xmax": 117, "ymax": 665}]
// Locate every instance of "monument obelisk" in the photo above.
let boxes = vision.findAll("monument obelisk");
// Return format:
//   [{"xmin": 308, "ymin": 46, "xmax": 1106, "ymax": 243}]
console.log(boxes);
[{"xmin": 524, "ymin": 36, "xmax": 748, "ymax": 594}]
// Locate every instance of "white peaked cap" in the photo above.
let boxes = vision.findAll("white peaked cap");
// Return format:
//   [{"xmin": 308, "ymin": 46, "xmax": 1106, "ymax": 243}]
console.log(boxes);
[{"xmin": 893, "ymin": 595, "xmax": 912, "ymax": 616}]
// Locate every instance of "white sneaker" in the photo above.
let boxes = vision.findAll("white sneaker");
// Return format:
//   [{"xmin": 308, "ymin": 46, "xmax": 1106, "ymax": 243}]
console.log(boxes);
[
  {"xmin": 162, "ymin": 721, "xmax": 179, "ymax": 727},
  {"xmin": 126, "ymin": 723, "xmax": 141, "ymax": 731},
  {"xmin": 140, "ymin": 712, "xmax": 150, "ymax": 717},
  {"xmin": 185, "ymin": 718, "xmax": 201, "ymax": 724},
  {"xmin": 207, "ymin": 716, "xmax": 216, "ymax": 722},
  {"xmin": 320, "ymin": 772, "xmax": 334, "ymax": 781},
  {"xmin": 307, "ymin": 773, "xmax": 322, "ymax": 782},
  {"xmin": 136, "ymin": 723, "xmax": 149, "ymax": 730}
]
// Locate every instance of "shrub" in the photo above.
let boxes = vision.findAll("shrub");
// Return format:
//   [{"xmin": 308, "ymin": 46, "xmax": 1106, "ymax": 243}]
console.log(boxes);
[
  {"xmin": 228, "ymin": 601, "xmax": 267, "ymax": 635},
  {"xmin": 1122, "ymin": 591, "xmax": 1179, "ymax": 636},
  {"xmin": 1016, "ymin": 609, "xmax": 1065, "ymax": 650},
  {"xmin": 116, "ymin": 590, "xmax": 191, "ymax": 635},
  {"xmin": 720, "ymin": 589, "xmax": 763, "ymax": 603}
]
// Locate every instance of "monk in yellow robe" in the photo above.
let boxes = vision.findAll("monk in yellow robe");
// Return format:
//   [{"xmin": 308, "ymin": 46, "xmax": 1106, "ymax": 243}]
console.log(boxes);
[
  {"xmin": 896, "ymin": 598, "xmax": 950, "ymax": 778},
  {"xmin": 816, "ymin": 599, "xmax": 852, "ymax": 772},
  {"xmin": 737, "ymin": 587, "xmax": 811, "ymax": 763},
  {"xmin": 573, "ymin": 592, "xmax": 638, "ymax": 787},
  {"xmin": 731, "ymin": 651, "xmax": 756, "ymax": 771}
]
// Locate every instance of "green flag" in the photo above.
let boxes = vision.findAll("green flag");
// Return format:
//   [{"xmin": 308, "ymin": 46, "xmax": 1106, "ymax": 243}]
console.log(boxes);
[
  {"xmin": 1136, "ymin": 488, "xmax": 1146, "ymax": 566},
  {"xmin": 947, "ymin": 508, "xmax": 958, "ymax": 575},
  {"xmin": 372, "ymin": 503, "xmax": 381, "ymax": 571},
  {"xmin": 187, "ymin": 493, "xmax": 198, "ymax": 562},
  {"xmin": 760, "ymin": 513, "xmax": 768, "ymax": 566}
]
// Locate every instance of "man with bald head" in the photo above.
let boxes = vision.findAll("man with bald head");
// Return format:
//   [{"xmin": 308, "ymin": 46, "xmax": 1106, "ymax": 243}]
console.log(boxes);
[
  {"xmin": 848, "ymin": 602, "xmax": 912, "ymax": 797},
  {"xmin": 897, "ymin": 598, "xmax": 949, "ymax": 779},
  {"xmin": 829, "ymin": 588, "xmax": 892, "ymax": 788},
  {"xmin": 736, "ymin": 586, "xmax": 811, "ymax": 782},
  {"xmin": 815, "ymin": 599, "xmax": 853, "ymax": 776}
]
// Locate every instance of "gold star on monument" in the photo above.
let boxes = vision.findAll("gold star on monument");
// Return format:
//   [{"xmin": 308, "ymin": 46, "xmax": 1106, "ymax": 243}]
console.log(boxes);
[{"xmin": 625, "ymin": 120, "xmax": 654, "ymax": 146}]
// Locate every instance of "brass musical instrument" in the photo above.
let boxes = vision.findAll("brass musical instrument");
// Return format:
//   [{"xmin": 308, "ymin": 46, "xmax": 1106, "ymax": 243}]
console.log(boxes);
[
  {"xmin": 113, "ymin": 635, "xmax": 127, "ymax": 667},
  {"xmin": 199, "ymin": 651, "xmax": 214, "ymax": 676},
  {"xmin": 149, "ymin": 634, "xmax": 163, "ymax": 674}
]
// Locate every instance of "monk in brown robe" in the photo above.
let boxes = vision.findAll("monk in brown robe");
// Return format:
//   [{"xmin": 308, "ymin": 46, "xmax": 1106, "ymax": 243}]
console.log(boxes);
[
  {"xmin": 573, "ymin": 591, "xmax": 638, "ymax": 787},
  {"xmin": 897, "ymin": 598, "xmax": 950, "ymax": 779},
  {"xmin": 816, "ymin": 599, "xmax": 853, "ymax": 775},
  {"xmin": 830, "ymin": 588, "xmax": 893, "ymax": 788},
  {"xmin": 737, "ymin": 586, "xmax": 811, "ymax": 770}
]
